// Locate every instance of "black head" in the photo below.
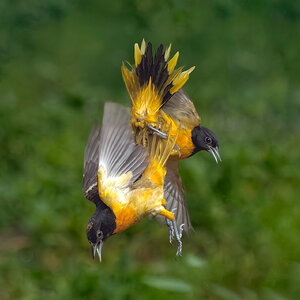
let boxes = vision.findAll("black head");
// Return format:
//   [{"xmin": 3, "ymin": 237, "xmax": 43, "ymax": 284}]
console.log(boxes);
[
  {"xmin": 86, "ymin": 204, "xmax": 116, "ymax": 261},
  {"xmin": 191, "ymin": 126, "xmax": 221, "ymax": 163}
]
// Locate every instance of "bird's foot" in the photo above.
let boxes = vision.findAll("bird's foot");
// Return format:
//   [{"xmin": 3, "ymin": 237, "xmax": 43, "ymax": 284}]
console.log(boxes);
[
  {"xmin": 166, "ymin": 218, "xmax": 175, "ymax": 244},
  {"xmin": 174, "ymin": 223, "xmax": 184, "ymax": 256},
  {"xmin": 166, "ymin": 208, "xmax": 184, "ymax": 256}
]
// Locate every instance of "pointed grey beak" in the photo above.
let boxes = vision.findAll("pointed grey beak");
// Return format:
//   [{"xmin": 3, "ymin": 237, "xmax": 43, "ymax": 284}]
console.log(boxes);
[
  {"xmin": 91, "ymin": 241, "xmax": 104, "ymax": 262},
  {"xmin": 96, "ymin": 241, "xmax": 103, "ymax": 262},
  {"xmin": 208, "ymin": 146, "xmax": 222, "ymax": 163},
  {"xmin": 92, "ymin": 244, "xmax": 96, "ymax": 260}
]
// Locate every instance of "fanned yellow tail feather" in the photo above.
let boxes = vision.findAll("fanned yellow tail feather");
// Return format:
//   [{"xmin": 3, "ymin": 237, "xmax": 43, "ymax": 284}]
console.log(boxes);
[{"xmin": 121, "ymin": 40, "xmax": 195, "ymax": 140}]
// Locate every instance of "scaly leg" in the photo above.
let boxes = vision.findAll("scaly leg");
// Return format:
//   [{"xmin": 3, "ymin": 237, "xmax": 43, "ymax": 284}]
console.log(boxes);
[
  {"xmin": 174, "ymin": 222, "xmax": 184, "ymax": 256},
  {"xmin": 166, "ymin": 218, "xmax": 175, "ymax": 244},
  {"xmin": 165, "ymin": 208, "xmax": 185, "ymax": 256},
  {"xmin": 147, "ymin": 124, "xmax": 180, "ymax": 157}
]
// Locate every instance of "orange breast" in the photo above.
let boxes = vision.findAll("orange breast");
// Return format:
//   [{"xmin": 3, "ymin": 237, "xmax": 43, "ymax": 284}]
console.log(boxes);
[
  {"xmin": 175, "ymin": 128, "xmax": 195, "ymax": 159},
  {"xmin": 113, "ymin": 205, "xmax": 141, "ymax": 234}
]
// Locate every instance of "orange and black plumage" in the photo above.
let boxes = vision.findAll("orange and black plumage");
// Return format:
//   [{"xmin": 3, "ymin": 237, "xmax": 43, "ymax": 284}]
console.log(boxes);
[
  {"xmin": 83, "ymin": 41, "xmax": 221, "ymax": 261},
  {"xmin": 122, "ymin": 39, "xmax": 221, "ymax": 162},
  {"xmin": 83, "ymin": 103, "xmax": 182, "ymax": 260},
  {"xmin": 122, "ymin": 40, "xmax": 221, "ymax": 238},
  {"xmin": 122, "ymin": 39, "xmax": 195, "ymax": 148}
]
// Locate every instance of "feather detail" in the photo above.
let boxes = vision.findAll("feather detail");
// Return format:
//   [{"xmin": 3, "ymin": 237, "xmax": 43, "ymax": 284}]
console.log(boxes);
[
  {"xmin": 141, "ymin": 121, "xmax": 179, "ymax": 187},
  {"xmin": 98, "ymin": 102, "xmax": 149, "ymax": 188},
  {"xmin": 82, "ymin": 123, "xmax": 102, "ymax": 205},
  {"xmin": 122, "ymin": 40, "xmax": 195, "ymax": 119},
  {"xmin": 167, "ymin": 51, "xmax": 179, "ymax": 74}
]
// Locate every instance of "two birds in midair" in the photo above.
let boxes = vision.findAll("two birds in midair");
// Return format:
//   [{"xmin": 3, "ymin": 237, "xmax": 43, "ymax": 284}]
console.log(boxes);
[{"xmin": 82, "ymin": 40, "xmax": 220, "ymax": 261}]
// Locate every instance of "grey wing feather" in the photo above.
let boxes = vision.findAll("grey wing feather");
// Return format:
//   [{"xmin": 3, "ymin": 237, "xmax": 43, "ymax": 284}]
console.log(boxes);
[
  {"xmin": 98, "ymin": 102, "xmax": 149, "ymax": 186},
  {"xmin": 163, "ymin": 159, "xmax": 192, "ymax": 233},
  {"xmin": 162, "ymin": 89, "xmax": 201, "ymax": 129},
  {"xmin": 82, "ymin": 123, "xmax": 102, "ymax": 204}
]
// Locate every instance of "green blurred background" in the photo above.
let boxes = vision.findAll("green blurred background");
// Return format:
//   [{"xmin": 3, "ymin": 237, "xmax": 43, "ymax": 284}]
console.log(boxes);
[{"xmin": 0, "ymin": 0, "xmax": 299, "ymax": 299}]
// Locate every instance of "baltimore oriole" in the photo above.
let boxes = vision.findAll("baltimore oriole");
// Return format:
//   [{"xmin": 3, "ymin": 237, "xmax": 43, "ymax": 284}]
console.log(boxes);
[
  {"xmin": 83, "ymin": 103, "xmax": 184, "ymax": 261},
  {"xmin": 121, "ymin": 40, "xmax": 221, "ymax": 240},
  {"xmin": 121, "ymin": 39, "xmax": 221, "ymax": 162}
]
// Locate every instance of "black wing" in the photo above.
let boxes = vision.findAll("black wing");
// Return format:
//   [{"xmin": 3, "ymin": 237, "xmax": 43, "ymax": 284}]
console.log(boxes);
[{"xmin": 82, "ymin": 122, "xmax": 102, "ymax": 205}]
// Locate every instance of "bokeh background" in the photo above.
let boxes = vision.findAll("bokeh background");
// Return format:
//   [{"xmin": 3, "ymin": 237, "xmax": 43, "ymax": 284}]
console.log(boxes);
[{"xmin": 0, "ymin": 0, "xmax": 299, "ymax": 299}]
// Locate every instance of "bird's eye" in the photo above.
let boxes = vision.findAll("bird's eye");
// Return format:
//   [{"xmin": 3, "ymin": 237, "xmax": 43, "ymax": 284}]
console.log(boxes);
[
  {"xmin": 205, "ymin": 137, "xmax": 212, "ymax": 144},
  {"xmin": 97, "ymin": 231, "xmax": 103, "ymax": 239}
]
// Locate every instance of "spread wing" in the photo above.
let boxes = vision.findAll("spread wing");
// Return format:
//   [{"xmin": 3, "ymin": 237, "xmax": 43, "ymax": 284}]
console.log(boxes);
[
  {"xmin": 83, "ymin": 102, "xmax": 150, "ymax": 206},
  {"xmin": 163, "ymin": 159, "xmax": 192, "ymax": 233},
  {"xmin": 82, "ymin": 122, "xmax": 102, "ymax": 205},
  {"xmin": 98, "ymin": 102, "xmax": 149, "ymax": 187},
  {"xmin": 162, "ymin": 88, "xmax": 201, "ymax": 130}
]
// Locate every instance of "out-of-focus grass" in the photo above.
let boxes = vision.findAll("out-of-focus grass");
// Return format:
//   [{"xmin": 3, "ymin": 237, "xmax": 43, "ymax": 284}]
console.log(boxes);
[{"xmin": 0, "ymin": 1, "xmax": 299, "ymax": 299}]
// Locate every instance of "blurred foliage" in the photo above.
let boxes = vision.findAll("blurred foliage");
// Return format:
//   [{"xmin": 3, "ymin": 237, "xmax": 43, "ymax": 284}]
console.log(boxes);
[{"xmin": 0, "ymin": 0, "xmax": 299, "ymax": 299}]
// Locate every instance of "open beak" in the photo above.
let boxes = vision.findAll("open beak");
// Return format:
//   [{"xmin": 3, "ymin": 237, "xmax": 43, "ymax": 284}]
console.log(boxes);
[
  {"xmin": 208, "ymin": 146, "xmax": 222, "ymax": 164},
  {"xmin": 91, "ymin": 241, "xmax": 104, "ymax": 262}
]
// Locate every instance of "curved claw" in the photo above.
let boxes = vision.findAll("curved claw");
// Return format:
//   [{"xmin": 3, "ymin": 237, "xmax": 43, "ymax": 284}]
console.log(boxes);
[
  {"xmin": 165, "ymin": 209, "xmax": 185, "ymax": 256},
  {"xmin": 179, "ymin": 224, "xmax": 185, "ymax": 237}
]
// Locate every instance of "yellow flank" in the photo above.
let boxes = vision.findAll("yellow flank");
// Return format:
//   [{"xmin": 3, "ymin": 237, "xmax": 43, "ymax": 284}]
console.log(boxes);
[
  {"xmin": 160, "ymin": 111, "xmax": 178, "ymax": 137},
  {"xmin": 160, "ymin": 110, "xmax": 172, "ymax": 125},
  {"xmin": 139, "ymin": 116, "xmax": 178, "ymax": 191},
  {"xmin": 98, "ymin": 163, "xmax": 174, "ymax": 235},
  {"xmin": 148, "ymin": 115, "xmax": 179, "ymax": 165},
  {"xmin": 143, "ymin": 159, "xmax": 166, "ymax": 187},
  {"xmin": 112, "ymin": 186, "xmax": 173, "ymax": 234}
]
